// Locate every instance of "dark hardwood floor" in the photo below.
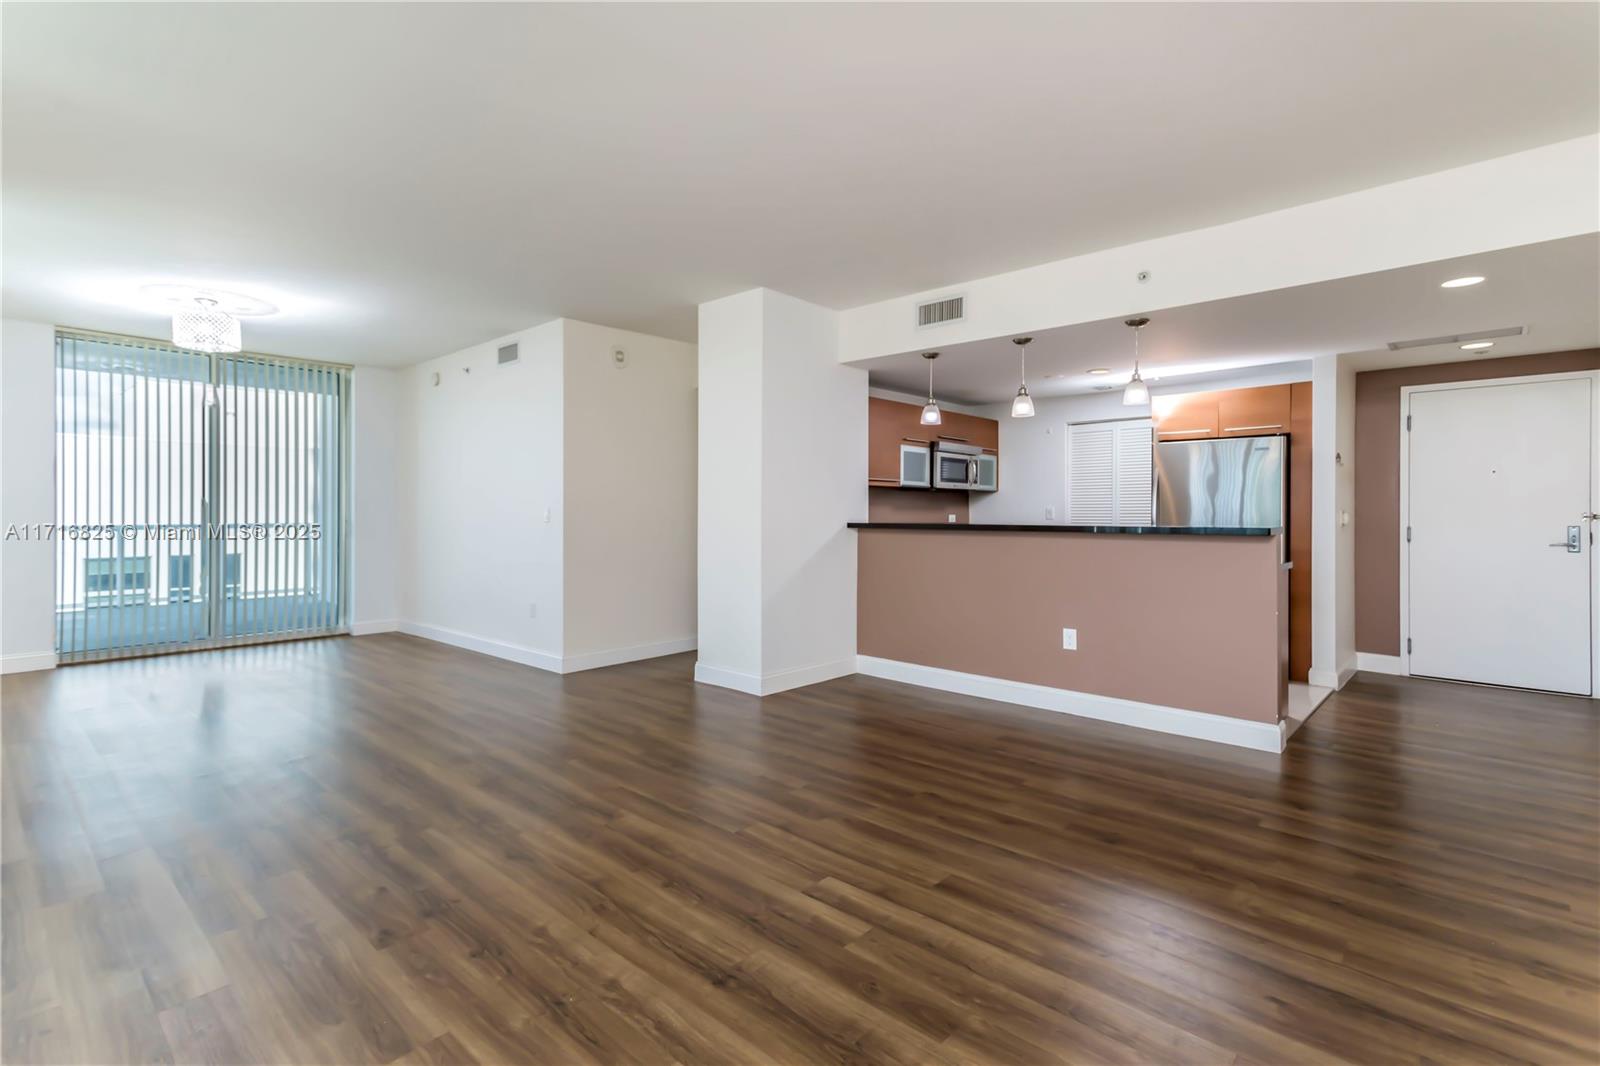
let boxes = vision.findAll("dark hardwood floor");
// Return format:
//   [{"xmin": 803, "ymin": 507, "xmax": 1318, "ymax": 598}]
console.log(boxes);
[{"xmin": 3, "ymin": 635, "xmax": 1597, "ymax": 1064}]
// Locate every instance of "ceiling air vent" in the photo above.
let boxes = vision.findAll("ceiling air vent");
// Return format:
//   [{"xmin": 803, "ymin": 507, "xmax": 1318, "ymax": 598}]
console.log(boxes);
[
  {"xmin": 1387, "ymin": 325, "xmax": 1524, "ymax": 351},
  {"xmin": 497, "ymin": 343, "xmax": 520, "ymax": 365},
  {"xmin": 917, "ymin": 295, "xmax": 965, "ymax": 328}
]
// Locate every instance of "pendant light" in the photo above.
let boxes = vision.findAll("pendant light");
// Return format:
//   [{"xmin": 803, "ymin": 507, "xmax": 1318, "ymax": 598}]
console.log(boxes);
[
  {"xmin": 920, "ymin": 352, "xmax": 942, "ymax": 426},
  {"xmin": 1122, "ymin": 317, "xmax": 1151, "ymax": 406},
  {"xmin": 173, "ymin": 296, "xmax": 243, "ymax": 353},
  {"xmin": 1010, "ymin": 337, "xmax": 1035, "ymax": 418}
]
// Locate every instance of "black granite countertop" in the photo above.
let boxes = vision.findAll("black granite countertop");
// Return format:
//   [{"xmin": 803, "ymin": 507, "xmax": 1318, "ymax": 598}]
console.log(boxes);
[{"xmin": 848, "ymin": 522, "xmax": 1282, "ymax": 536}]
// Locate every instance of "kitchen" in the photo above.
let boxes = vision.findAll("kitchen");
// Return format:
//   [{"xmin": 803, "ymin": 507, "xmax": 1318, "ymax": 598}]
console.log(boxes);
[{"xmin": 851, "ymin": 318, "xmax": 1321, "ymax": 752}]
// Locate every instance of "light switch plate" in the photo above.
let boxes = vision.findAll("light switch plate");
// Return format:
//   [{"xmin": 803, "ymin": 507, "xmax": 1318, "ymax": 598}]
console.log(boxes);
[{"xmin": 1062, "ymin": 628, "xmax": 1077, "ymax": 651}]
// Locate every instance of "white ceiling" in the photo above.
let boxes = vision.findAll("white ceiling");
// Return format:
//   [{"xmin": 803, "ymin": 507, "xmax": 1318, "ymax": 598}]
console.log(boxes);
[
  {"xmin": 859, "ymin": 235, "xmax": 1600, "ymax": 404},
  {"xmin": 3, "ymin": 3, "xmax": 1596, "ymax": 366}
]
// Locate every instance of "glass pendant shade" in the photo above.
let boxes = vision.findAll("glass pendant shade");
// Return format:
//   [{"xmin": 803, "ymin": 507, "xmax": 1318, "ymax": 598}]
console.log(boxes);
[
  {"xmin": 1122, "ymin": 371, "xmax": 1149, "ymax": 406},
  {"xmin": 1010, "ymin": 336, "xmax": 1035, "ymax": 418},
  {"xmin": 1011, "ymin": 386, "xmax": 1035, "ymax": 418},
  {"xmin": 920, "ymin": 351, "xmax": 942, "ymax": 425},
  {"xmin": 1121, "ymin": 317, "xmax": 1151, "ymax": 406},
  {"xmin": 173, "ymin": 299, "xmax": 242, "ymax": 353}
]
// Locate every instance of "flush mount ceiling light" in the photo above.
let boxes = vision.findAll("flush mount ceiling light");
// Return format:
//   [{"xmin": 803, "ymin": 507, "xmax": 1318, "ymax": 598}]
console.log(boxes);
[
  {"xmin": 1122, "ymin": 317, "xmax": 1151, "ymax": 406},
  {"xmin": 1086, "ymin": 367, "xmax": 1110, "ymax": 375},
  {"xmin": 141, "ymin": 284, "xmax": 276, "ymax": 354},
  {"xmin": 172, "ymin": 297, "xmax": 242, "ymax": 353},
  {"xmin": 1440, "ymin": 276, "xmax": 1485, "ymax": 288},
  {"xmin": 920, "ymin": 352, "xmax": 942, "ymax": 426},
  {"xmin": 1460, "ymin": 340, "xmax": 1495, "ymax": 351},
  {"xmin": 140, "ymin": 284, "xmax": 277, "ymax": 316},
  {"xmin": 1010, "ymin": 337, "xmax": 1035, "ymax": 418}
]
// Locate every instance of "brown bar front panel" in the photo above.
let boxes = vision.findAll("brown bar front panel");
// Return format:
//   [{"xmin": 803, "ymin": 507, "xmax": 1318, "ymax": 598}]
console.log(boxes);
[{"xmin": 857, "ymin": 530, "xmax": 1285, "ymax": 724}]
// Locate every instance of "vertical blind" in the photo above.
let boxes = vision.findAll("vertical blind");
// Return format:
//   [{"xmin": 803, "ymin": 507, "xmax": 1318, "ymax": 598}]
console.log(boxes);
[
  {"xmin": 1065, "ymin": 418, "xmax": 1154, "ymax": 525},
  {"xmin": 54, "ymin": 329, "xmax": 350, "ymax": 662}
]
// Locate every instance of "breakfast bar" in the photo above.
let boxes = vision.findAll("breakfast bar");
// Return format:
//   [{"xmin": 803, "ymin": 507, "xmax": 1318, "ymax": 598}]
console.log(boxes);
[{"xmin": 849, "ymin": 522, "xmax": 1290, "ymax": 750}]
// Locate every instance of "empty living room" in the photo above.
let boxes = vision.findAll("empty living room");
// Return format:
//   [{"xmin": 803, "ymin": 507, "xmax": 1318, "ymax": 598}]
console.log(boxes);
[{"xmin": 2, "ymin": 3, "xmax": 1597, "ymax": 1064}]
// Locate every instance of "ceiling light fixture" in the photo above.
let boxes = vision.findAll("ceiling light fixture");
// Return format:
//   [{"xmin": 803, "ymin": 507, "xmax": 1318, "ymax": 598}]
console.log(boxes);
[
  {"xmin": 1086, "ymin": 367, "xmax": 1110, "ymax": 375},
  {"xmin": 1122, "ymin": 317, "xmax": 1151, "ymax": 406},
  {"xmin": 172, "ymin": 297, "xmax": 242, "ymax": 353},
  {"xmin": 920, "ymin": 352, "xmax": 942, "ymax": 426},
  {"xmin": 1459, "ymin": 341, "xmax": 1495, "ymax": 351},
  {"xmin": 1440, "ymin": 276, "xmax": 1485, "ymax": 288},
  {"xmin": 1010, "ymin": 337, "xmax": 1035, "ymax": 418}
]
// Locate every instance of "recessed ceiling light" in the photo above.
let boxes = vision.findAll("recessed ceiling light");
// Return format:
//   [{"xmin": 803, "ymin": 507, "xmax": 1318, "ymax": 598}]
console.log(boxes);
[
  {"xmin": 1086, "ymin": 367, "xmax": 1110, "ymax": 375},
  {"xmin": 1459, "ymin": 341, "xmax": 1494, "ymax": 351},
  {"xmin": 1440, "ymin": 276, "xmax": 1485, "ymax": 288}
]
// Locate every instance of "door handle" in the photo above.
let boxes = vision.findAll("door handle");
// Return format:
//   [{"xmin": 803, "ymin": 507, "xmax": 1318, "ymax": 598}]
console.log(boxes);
[{"xmin": 1548, "ymin": 525, "xmax": 1582, "ymax": 552}]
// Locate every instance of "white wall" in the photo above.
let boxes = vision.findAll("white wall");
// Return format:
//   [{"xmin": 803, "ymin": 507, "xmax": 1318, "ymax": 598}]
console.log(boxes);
[
  {"xmin": 562, "ymin": 319, "xmax": 697, "ymax": 665},
  {"xmin": 349, "ymin": 365, "xmax": 405, "ymax": 631},
  {"xmin": 839, "ymin": 136, "xmax": 1599, "ymax": 363},
  {"xmin": 1, "ymin": 319, "xmax": 58, "ymax": 672},
  {"xmin": 403, "ymin": 321, "xmax": 566, "ymax": 667},
  {"xmin": 696, "ymin": 291, "xmax": 766, "ymax": 682},
  {"xmin": 1310, "ymin": 352, "xmax": 1358, "ymax": 689},
  {"xmin": 759, "ymin": 290, "xmax": 867, "ymax": 683},
  {"xmin": 696, "ymin": 288, "xmax": 867, "ymax": 694}
]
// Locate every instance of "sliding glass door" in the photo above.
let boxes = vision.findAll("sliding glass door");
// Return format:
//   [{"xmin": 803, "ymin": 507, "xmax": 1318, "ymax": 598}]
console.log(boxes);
[{"xmin": 55, "ymin": 329, "xmax": 349, "ymax": 662}]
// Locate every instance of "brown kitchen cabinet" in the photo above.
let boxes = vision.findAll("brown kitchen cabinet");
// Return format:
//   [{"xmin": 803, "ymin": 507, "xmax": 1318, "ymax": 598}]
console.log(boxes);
[
  {"xmin": 1152, "ymin": 392, "xmax": 1219, "ymax": 440},
  {"xmin": 867, "ymin": 397, "xmax": 996, "ymax": 487},
  {"xmin": 1218, "ymin": 384, "xmax": 1292, "ymax": 437},
  {"xmin": 935, "ymin": 410, "xmax": 1000, "ymax": 451},
  {"xmin": 868, "ymin": 397, "xmax": 925, "ymax": 484}
]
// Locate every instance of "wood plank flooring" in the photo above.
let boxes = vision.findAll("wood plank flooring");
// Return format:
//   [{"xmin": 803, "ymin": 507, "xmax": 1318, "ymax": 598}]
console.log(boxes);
[{"xmin": 3, "ymin": 634, "xmax": 1597, "ymax": 1064}]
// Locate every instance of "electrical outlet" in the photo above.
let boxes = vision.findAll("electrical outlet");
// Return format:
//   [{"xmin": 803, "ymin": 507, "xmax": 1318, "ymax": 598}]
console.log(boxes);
[
  {"xmin": 528, "ymin": 603, "xmax": 537, "ymax": 618},
  {"xmin": 1062, "ymin": 627, "xmax": 1077, "ymax": 651},
  {"xmin": 947, "ymin": 513, "xmax": 957, "ymax": 524},
  {"xmin": 1045, "ymin": 506, "xmax": 1055, "ymax": 521}
]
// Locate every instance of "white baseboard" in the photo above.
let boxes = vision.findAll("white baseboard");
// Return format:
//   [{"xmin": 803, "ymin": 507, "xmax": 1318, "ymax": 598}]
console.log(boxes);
[
  {"xmin": 562, "ymin": 637, "xmax": 696, "ymax": 674},
  {"xmin": 694, "ymin": 656, "xmax": 858, "ymax": 697},
  {"xmin": 1, "ymin": 651, "xmax": 56, "ymax": 675},
  {"xmin": 1308, "ymin": 656, "xmax": 1360, "ymax": 691},
  {"xmin": 398, "ymin": 621, "xmax": 563, "ymax": 674},
  {"xmin": 857, "ymin": 656, "xmax": 1286, "ymax": 753},
  {"xmin": 394, "ymin": 623, "xmax": 693, "ymax": 675},
  {"xmin": 693, "ymin": 661, "xmax": 763, "ymax": 694},
  {"xmin": 350, "ymin": 619, "xmax": 401, "ymax": 636},
  {"xmin": 1356, "ymin": 652, "xmax": 1405, "ymax": 676}
]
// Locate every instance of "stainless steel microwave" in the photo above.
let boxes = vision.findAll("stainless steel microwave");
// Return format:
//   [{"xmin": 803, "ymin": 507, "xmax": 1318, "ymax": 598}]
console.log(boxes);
[{"xmin": 932, "ymin": 441, "xmax": 997, "ymax": 492}]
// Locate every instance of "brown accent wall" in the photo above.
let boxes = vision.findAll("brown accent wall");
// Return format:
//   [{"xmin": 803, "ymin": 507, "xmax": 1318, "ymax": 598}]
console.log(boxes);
[
  {"xmin": 858, "ymin": 529, "xmax": 1286, "ymax": 723},
  {"xmin": 1288, "ymin": 382, "xmax": 1313, "ymax": 681},
  {"xmin": 868, "ymin": 487, "xmax": 969, "ymax": 524},
  {"xmin": 1354, "ymin": 349, "xmax": 1600, "ymax": 654}
]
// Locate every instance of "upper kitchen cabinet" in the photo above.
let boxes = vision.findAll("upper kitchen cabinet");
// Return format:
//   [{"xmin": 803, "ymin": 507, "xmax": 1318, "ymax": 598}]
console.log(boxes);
[
  {"xmin": 1217, "ymin": 384, "xmax": 1292, "ymax": 437},
  {"xmin": 1152, "ymin": 392, "xmax": 1219, "ymax": 441},
  {"xmin": 935, "ymin": 411, "xmax": 1000, "ymax": 452},
  {"xmin": 868, "ymin": 397, "xmax": 998, "ymax": 487},
  {"xmin": 868, "ymin": 397, "xmax": 924, "ymax": 483}
]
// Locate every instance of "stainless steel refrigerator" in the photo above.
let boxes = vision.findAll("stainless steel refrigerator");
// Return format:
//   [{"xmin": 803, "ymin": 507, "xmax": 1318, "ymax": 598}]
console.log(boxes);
[{"xmin": 1155, "ymin": 435, "xmax": 1287, "ymax": 530}]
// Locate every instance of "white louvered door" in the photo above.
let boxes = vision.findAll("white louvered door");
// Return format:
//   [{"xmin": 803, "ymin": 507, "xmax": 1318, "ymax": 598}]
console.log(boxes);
[{"xmin": 1066, "ymin": 419, "xmax": 1153, "ymax": 526}]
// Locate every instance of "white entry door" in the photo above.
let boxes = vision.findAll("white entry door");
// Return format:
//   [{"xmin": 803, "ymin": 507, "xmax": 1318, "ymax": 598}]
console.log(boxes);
[{"xmin": 1406, "ymin": 375, "xmax": 1595, "ymax": 695}]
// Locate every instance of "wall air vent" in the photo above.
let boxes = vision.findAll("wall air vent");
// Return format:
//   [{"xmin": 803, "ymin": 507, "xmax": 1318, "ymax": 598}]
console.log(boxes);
[
  {"xmin": 1386, "ymin": 325, "xmax": 1525, "ymax": 351},
  {"xmin": 916, "ymin": 295, "xmax": 965, "ymax": 328},
  {"xmin": 497, "ymin": 343, "xmax": 520, "ymax": 365}
]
